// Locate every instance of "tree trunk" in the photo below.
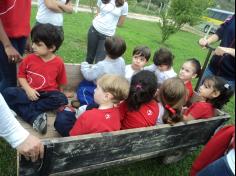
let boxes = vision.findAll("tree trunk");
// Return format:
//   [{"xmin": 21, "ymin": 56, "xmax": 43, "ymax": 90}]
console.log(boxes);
[{"xmin": 146, "ymin": 0, "xmax": 152, "ymax": 11}]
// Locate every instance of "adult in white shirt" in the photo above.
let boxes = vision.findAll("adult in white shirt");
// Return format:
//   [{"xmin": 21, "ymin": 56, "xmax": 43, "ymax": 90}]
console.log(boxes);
[
  {"xmin": 36, "ymin": 0, "xmax": 73, "ymax": 39},
  {"xmin": 86, "ymin": 0, "xmax": 128, "ymax": 64},
  {"xmin": 0, "ymin": 94, "xmax": 44, "ymax": 162}
]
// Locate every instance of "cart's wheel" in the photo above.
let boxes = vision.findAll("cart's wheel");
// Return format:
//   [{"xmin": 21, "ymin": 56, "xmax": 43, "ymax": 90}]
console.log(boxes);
[{"xmin": 204, "ymin": 25, "xmax": 210, "ymax": 33}]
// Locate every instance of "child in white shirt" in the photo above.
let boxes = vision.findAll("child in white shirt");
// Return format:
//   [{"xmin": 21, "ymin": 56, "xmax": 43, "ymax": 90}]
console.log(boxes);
[
  {"xmin": 145, "ymin": 48, "xmax": 177, "ymax": 87},
  {"xmin": 125, "ymin": 46, "xmax": 151, "ymax": 82}
]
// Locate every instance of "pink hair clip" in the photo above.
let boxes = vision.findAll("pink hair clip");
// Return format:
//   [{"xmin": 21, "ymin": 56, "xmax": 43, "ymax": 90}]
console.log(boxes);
[{"xmin": 165, "ymin": 104, "xmax": 176, "ymax": 115}]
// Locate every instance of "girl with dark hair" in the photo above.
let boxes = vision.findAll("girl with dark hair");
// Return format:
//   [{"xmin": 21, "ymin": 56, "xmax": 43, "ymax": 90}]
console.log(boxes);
[
  {"xmin": 120, "ymin": 70, "xmax": 161, "ymax": 129},
  {"xmin": 86, "ymin": 0, "xmax": 128, "ymax": 64},
  {"xmin": 184, "ymin": 76, "xmax": 234, "ymax": 121},
  {"xmin": 158, "ymin": 77, "xmax": 187, "ymax": 125},
  {"xmin": 179, "ymin": 58, "xmax": 202, "ymax": 101}
]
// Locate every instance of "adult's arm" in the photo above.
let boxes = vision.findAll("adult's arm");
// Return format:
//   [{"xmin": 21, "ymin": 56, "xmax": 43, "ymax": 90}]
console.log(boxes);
[
  {"xmin": 0, "ymin": 94, "xmax": 44, "ymax": 161},
  {"xmin": 199, "ymin": 34, "xmax": 220, "ymax": 47},
  {"xmin": 57, "ymin": 0, "xmax": 73, "ymax": 13},
  {"xmin": 0, "ymin": 19, "xmax": 21, "ymax": 62},
  {"xmin": 117, "ymin": 16, "xmax": 127, "ymax": 27},
  {"xmin": 44, "ymin": 0, "xmax": 63, "ymax": 13}
]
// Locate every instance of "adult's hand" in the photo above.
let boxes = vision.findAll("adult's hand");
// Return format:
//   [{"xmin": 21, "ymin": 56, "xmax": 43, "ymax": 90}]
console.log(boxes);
[
  {"xmin": 198, "ymin": 38, "xmax": 208, "ymax": 48},
  {"xmin": 214, "ymin": 46, "xmax": 235, "ymax": 57},
  {"xmin": 4, "ymin": 44, "xmax": 22, "ymax": 63},
  {"xmin": 16, "ymin": 134, "xmax": 44, "ymax": 162}
]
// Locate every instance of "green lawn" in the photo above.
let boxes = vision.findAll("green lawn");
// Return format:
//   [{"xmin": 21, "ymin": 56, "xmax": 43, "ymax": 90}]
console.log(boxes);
[{"xmin": 0, "ymin": 6, "xmax": 235, "ymax": 176}]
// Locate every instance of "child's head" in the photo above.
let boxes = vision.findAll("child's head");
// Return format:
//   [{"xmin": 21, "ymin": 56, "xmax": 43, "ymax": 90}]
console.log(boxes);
[
  {"xmin": 95, "ymin": 74, "xmax": 130, "ymax": 105},
  {"xmin": 179, "ymin": 58, "xmax": 201, "ymax": 82},
  {"xmin": 131, "ymin": 46, "xmax": 151, "ymax": 70},
  {"xmin": 105, "ymin": 36, "xmax": 126, "ymax": 59},
  {"xmin": 153, "ymin": 48, "xmax": 174, "ymax": 72},
  {"xmin": 199, "ymin": 76, "xmax": 234, "ymax": 109},
  {"xmin": 31, "ymin": 24, "xmax": 63, "ymax": 54},
  {"xmin": 127, "ymin": 70, "xmax": 158, "ymax": 111},
  {"xmin": 159, "ymin": 78, "xmax": 187, "ymax": 124}
]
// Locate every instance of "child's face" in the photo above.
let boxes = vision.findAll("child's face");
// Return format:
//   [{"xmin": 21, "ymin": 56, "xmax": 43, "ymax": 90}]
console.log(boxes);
[
  {"xmin": 131, "ymin": 55, "xmax": 147, "ymax": 70},
  {"xmin": 199, "ymin": 80, "xmax": 219, "ymax": 99},
  {"xmin": 94, "ymin": 85, "xmax": 113, "ymax": 104},
  {"xmin": 179, "ymin": 62, "xmax": 197, "ymax": 82},
  {"xmin": 32, "ymin": 42, "xmax": 54, "ymax": 58},
  {"xmin": 157, "ymin": 64, "xmax": 169, "ymax": 72}
]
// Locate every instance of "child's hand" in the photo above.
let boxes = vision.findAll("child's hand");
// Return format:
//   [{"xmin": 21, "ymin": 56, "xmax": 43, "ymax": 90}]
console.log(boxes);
[{"xmin": 26, "ymin": 88, "xmax": 40, "ymax": 101}]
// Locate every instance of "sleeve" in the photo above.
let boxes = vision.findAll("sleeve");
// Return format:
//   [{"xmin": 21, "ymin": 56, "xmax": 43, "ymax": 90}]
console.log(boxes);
[
  {"xmin": 80, "ymin": 62, "xmax": 103, "ymax": 81},
  {"xmin": 57, "ymin": 61, "xmax": 67, "ymax": 85},
  {"xmin": 0, "ymin": 94, "xmax": 29, "ymax": 148},
  {"xmin": 69, "ymin": 113, "xmax": 88, "ymax": 136},
  {"xmin": 144, "ymin": 64, "xmax": 157, "ymax": 72},
  {"xmin": 18, "ymin": 56, "xmax": 29, "ymax": 79},
  {"xmin": 121, "ymin": 2, "xmax": 128, "ymax": 16},
  {"xmin": 185, "ymin": 103, "xmax": 206, "ymax": 119},
  {"xmin": 215, "ymin": 16, "xmax": 234, "ymax": 40}
]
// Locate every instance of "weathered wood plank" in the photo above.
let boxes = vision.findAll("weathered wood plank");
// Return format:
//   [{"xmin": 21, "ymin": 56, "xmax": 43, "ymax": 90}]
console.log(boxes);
[{"xmin": 19, "ymin": 115, "xmax": 229, "ymax": 176}]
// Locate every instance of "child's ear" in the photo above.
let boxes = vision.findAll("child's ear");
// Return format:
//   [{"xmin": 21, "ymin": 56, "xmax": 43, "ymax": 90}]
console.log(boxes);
[
  {"xmin": 105, "ymin": 92, "xmax": 114, "ymax": 101},
  {"xmin": 212, "ymin": 90, "xmax": 220, "ymax": 98},
  {"xmin": 49, "ymin": 45, "xmax": 56, "ymax": 52}
]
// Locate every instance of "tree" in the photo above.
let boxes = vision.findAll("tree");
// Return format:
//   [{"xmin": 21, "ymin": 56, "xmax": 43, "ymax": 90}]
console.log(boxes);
[{"xmin": 159, "ymin": 0, "xmax": 214, "ymax": 43}]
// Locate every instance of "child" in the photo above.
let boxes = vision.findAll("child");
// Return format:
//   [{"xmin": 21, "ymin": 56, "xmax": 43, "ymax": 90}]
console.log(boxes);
[
  {"xmin": 55, "ymin": 74, "xmax": 130, "ymax": 136},
  {"xmin": 158, "ymin": 77, "xmax": 187, "ymax": 125},
  {"xmin": 120, "ymin": 70, "xmax": 160, "ymax": 129},
  {"xmin": 184, "ymin": 76, "xmax": 234, "ymax": 121},
  {"xmin": 125, "ymin": 46, "xmax": 151, "ymax": 81},
  {"xmin": 145, "ymin": 48, "xmax": 177, "ymax": 87},
  {"xmin": 178, "ymin": 58, "xmax": 201, "ymax": 101},
  {"xmin": 2, "ymin": 24, "xmax": 68, "ymax": 135},
  {"xmin": 77, "ymin": 36, "xmax": 126, "ymax": 106}
]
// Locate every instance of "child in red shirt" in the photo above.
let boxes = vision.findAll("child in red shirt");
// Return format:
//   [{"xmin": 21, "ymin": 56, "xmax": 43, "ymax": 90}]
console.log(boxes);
[
  {"xmin": 69, "ymin": 74, "xmax": 130, "ymax": 136},
  {"xmin": 120, "ymin": 70, "xmax": 159, "ymax": 129},
  {"xmin": 178, "ymin": 58, "xmax": 201, "ymax": 102},
  {"xmin": 184, "ymin": 76, "xmax": 234, "ymax": 121},
  {"xmin": 158, "ymin": 77, "xmax": 187, "ymax": 125},
  {"xmin": 2, "ymin": 24, "xmax": 68, "ymax": 135}
]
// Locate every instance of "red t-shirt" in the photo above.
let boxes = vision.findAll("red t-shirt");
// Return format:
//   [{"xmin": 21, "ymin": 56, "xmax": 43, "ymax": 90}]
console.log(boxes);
[
  {"xmin": 120, "ymin": 100, "xmax": 159, "ymax": 129},
  {"xmin": 18, "ymin": 54, "xmax": 67, "ymax": 91},
  {"xmin": 184, "ymin": 102, "xmax": 215, "ymax": 120},
  {"xmin": 185, "ymin": 81, "xmax": 193, "ymax": 101},
  {"xmin": 0, "ymin": 0, "xmax": 31, "ymax": 37},
  {"xmin": 70, "ymin": 107, "xmax": 121, "ymax": 136}
]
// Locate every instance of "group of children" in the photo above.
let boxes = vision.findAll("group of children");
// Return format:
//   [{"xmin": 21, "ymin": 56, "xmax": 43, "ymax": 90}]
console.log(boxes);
[{"xmin": 2, "ymin": 23, "xmax": 234, "ymax": 136}]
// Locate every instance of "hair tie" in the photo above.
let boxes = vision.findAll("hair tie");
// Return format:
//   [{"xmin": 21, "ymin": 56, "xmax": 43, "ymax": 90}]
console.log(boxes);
[
  {"xmin": 135, "ymin": 83, "xmax": 142, "ymax": 90},
  {"xmin": 224, "ymin": 84, "xmax": 230, "ymax": 89},
  {"xmin": 165, "ymin": 104, "xmax": 176, "ymax": 115}
]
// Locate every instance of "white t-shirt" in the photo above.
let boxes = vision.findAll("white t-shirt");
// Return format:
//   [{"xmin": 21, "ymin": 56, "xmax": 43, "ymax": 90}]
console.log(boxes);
[
  {"xmin": 0, "ymin": 94, "xmax": 29, "ymax": 148},
  {"xmin": 93, "ymin": 0, "xmax": 128, "ymax": 36},
  {"xmin": 125, "ymin": 65, "xmax": 141, "ymax": 82},
  {"xmin": 145, "ymin": 64, "xmax": 177, "ymax": 85},
  {"xmin": 227, "ymin": 149, "xmax": 235, "ymax": 175},
  {"xmin": 36, "ymin": 0, "xmax": 67, "ymax": 26}
]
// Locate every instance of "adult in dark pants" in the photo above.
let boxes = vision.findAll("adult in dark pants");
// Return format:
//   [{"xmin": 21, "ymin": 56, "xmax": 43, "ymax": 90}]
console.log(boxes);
[
  {"xmin": 198, "ymin": 15, "xmax": 235, "ymax": 91},
  {"xmin": 86, "ymin": 0, "xmax": 128, "ymax": 64},
  {"xmin": 0, "ymin": 0, "xmax": 31, "ymax": 92}
]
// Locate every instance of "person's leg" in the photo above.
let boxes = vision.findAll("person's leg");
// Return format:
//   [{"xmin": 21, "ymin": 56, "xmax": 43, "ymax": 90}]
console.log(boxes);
[
  {"xmin": 94, "ymin": 33, "xmax": 107, "ymax": 63},
  {"xmin": 197, "ymin": 156, "xmax": 234, "ymax": 176},
  {"xmin": 0, "ymin": 37, "xmax": 27, "ymax": 92},
  {"xmin": 86, "ymin": 26, "xmax": 100, "ymax": 64}
]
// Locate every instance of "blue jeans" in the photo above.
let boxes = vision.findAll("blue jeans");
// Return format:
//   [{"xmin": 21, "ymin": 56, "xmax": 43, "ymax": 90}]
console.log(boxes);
[
  {"xmin": 86, "ymin": 25, "xmax": 107, "ymax": 64},
  {"xmin": 2, "ymin": 87, "xmax": 68, "ymax": 124},
  {"xmin": 197, "ymin": 155, "xmax": 234, "ymax": 176},
  {"xmin": 200, "ymin": 67, "xmax": 235, "ymax": 91},
  {"xmin": 0, "ymin": 37, "xmax": 27, "ymax": 93}
]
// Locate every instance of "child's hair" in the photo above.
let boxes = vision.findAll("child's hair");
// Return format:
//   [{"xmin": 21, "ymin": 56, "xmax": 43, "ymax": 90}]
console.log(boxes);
[
  {"xmin": 105, "ymin": 36, "xmax": 126, "ymax": 59},
  {"xmin": 97, "ymin": 74, "xmax": 130, "ymax": 104},
  {"xmin": 102, "ymin": 0, "xmax": 124, "ymax": 7},
  {"xmin": 31, "ymin": 23, "xmax": 63, "ymax": 52},
  {"xmin": 203, "ymin": 76, "xmax": 234, "ymax": 109},
  {"xmin": 186, "ymin": 58, "xmax": 202, "ymax": 78},
  {"xmin": 153, "ymin": 48, "xmax": 174, "ymax": 67},
  {"xmin": 133, "ymin": 46, "xmax": 151, "ymax": 61},
  {"xmin": 127, "ymin": 70, "xmax": 158, "ymax": 111},
  {"xmin": 159, "ymin": 78, "xmax": 187, "ymax": 124}
]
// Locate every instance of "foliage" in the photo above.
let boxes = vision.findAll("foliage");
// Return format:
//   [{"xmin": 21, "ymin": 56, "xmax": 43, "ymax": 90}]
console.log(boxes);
[{"xmin": 159, "ymin": 0, "xmax": 214, "ymax": 43}]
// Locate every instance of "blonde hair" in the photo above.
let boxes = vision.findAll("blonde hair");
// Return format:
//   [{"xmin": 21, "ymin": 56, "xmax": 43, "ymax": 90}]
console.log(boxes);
[
  {"xmin": 97, "ymin": 74, "xmax": 130, "ymax": 104},
  {"xmin": 159, "ymin": 78, "xmax": 187, "ymax": 125}
]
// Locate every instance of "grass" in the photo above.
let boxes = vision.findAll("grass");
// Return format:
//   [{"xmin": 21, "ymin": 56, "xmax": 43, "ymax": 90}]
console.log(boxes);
[{"xmin": 0, "ymin": 6, "xmax": 235, "ymax": 176}]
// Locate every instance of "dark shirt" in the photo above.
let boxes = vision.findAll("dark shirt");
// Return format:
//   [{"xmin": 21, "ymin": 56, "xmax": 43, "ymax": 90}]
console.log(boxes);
[{"xmin": 209, "ymin": 15, "xmax": 235, "ymax": 81}]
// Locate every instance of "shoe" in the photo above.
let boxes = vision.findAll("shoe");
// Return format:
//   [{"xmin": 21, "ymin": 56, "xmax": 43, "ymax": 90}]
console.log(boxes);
[{"xmin": 33, "ymin": 113, "xmax": 47, "ymax": 135}]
